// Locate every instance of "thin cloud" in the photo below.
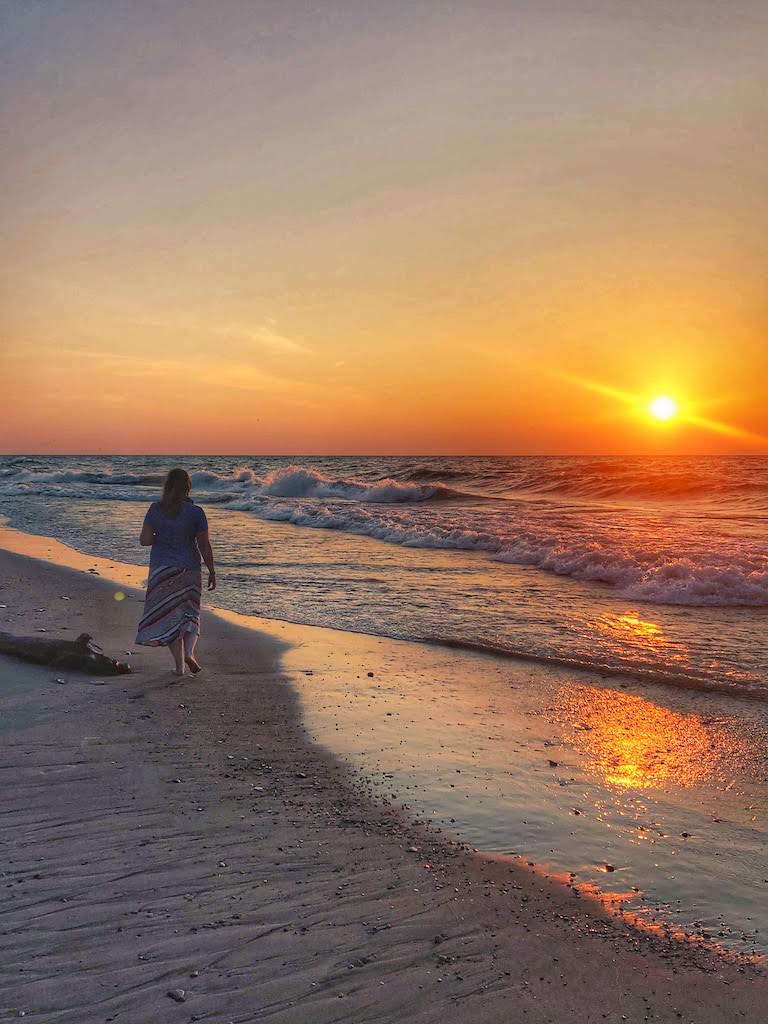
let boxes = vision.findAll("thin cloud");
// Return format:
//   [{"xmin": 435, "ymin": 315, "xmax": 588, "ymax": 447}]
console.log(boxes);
[
  {"xmin": 220, "ymin": 323, "xmax": 312, "ymax": 356},
  {"xmin": 43, "ymin": 344, "xmax": 317, "ymax": 400},
  {"xmin": 130, "ymin": 315, "xmax": 312, "ymax": 357}
]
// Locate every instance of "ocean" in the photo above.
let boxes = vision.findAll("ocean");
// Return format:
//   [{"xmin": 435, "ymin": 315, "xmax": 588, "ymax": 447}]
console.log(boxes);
[{"xmin": 1, "ymin": 454, "xmax": 766, "ymax": 697}]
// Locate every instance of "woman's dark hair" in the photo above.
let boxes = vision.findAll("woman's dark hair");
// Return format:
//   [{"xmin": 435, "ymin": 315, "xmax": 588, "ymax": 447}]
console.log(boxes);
[{"xmin": 159, "ymin": 467, "xmax": 192, "ymax": 518}]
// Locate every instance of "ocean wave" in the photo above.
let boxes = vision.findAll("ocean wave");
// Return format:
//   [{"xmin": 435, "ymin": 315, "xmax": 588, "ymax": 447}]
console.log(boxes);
[
  {"xmin": 397, "ymin": 465, "xmax": 470, "ymax": 482},
  {"xmin": 0, "ymin": 463, "xmax": 468, "ymax": 505},
  {"xmin": 192, "ymin": 465, "xmax": 470, "ymax": 503},
  {"xmin": 227, "ymin": 498, "xmax": 768, "ymax": 608},
  {"xmin": 511, "ymin": 459, "xmax": 768, "ymax": 503},
  {"xmin": 0, "ymin": 467, "xmax": 164, "ymax": 488},
  {"xmin": 7, "ymin": 458, "xmax": 767, "ymax": 507}
]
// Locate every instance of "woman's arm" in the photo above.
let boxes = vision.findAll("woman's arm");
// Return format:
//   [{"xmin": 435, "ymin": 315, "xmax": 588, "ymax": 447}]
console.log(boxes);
[
  {"xmin": 197, "ymin": 531, "xmax": 216, "ymax": 590},
  {"xmin": 139, "ymin": 522, "xmax": 155, "ymax": 546}
]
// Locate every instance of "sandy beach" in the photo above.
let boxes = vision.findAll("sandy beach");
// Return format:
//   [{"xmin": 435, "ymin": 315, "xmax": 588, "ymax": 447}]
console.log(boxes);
[{"xmin": 1, "ymin": 534, "xmax": 766, "ymax": 1023}]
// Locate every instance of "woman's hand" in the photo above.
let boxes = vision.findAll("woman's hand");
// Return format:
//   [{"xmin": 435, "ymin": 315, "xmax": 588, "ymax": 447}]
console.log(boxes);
[{"xmin": 197, "ymin": 531, "xmax": 216, "ymax": 590}]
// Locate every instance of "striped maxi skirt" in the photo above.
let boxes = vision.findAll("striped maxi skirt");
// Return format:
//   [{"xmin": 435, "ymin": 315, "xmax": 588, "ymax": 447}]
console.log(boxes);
[{"xmin": 136, "ymin": 565, "xmax": 202, "ymax": 647}]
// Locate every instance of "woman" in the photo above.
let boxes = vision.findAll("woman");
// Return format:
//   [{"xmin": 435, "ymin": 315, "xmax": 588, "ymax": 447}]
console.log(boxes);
[{"xmin": 136, "ymin": 468, "xmax": 216, "ymax": 675}]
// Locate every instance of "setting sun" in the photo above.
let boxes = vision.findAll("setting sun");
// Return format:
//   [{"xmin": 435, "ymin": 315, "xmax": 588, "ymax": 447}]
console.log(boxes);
[{"xmin": 648, "ymin": 396, "xmax": 679, "ymax": 422}]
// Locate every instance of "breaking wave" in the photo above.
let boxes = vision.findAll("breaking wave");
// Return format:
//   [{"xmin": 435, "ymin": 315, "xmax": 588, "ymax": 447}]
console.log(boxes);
[
  {"xmin": 189, "ymin": 466, "xmax": 468, "ymax": 503},
  {"xmin": 0, "ymin": 464, "xmax": 467, "ymax": 504}
]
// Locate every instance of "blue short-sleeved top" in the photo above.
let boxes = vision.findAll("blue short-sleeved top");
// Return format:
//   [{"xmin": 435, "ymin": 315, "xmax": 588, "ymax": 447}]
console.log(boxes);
[{"xmin": 144, "ymin": 499, "xmax": 208, "ymax": 570}]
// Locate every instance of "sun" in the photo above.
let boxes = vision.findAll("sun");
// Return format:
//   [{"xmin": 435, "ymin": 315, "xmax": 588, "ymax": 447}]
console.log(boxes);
[{"xmin": 648, "ymin": 395, "xmax": 678, "ymax": 422}]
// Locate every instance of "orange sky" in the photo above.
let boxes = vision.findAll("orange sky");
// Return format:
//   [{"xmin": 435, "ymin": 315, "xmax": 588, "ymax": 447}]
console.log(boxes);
[{"xmin": 2, "ymin": 1, "xmax": 767, "ymax": 455}]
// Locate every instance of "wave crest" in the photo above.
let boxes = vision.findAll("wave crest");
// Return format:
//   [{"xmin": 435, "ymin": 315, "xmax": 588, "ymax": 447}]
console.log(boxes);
[{"xmin": 191, "ymin": 465, "xmax": 464, "ymax": 503}]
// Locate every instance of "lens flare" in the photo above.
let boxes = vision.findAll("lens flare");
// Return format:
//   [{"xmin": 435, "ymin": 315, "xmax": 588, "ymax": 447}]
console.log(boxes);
[{"xmin": 562, "ymin": 373, "xmax": 768, "ymax": 445}]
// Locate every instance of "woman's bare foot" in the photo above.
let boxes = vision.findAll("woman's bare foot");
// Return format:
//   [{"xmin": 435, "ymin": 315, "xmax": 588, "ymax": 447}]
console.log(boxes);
[
  {"xmin": 173, "ymin": 665, "xmax": 186, "ymax": 677},
  {"xmin": 185, "ymin": 656, "xmax": 203, "ymax": 674}
]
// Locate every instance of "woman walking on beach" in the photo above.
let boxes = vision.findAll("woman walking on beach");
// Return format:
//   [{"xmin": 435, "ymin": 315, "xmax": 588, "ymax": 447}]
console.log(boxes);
[{"xmin": 136, "ymin": 468, "xmax": 216, "ymax": 675}]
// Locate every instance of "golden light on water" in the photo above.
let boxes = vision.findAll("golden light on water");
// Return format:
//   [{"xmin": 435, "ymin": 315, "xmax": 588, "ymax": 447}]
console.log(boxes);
[
  {"xmin": 648, "ymin": 395, "xmax": 678, "ymax": 421},
  {"xmin": 550, "ymin": 685, "xmax": 729, "ymax": 790},
  {"xmin": 593, "ymin": 611, "xmax": 689, "ymax": 664}
]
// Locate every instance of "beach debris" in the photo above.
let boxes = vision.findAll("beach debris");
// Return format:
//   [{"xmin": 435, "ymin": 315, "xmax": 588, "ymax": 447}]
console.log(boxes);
[
  {"xmin": 87, "ymin": 568, "xmax": 99, "ymax": 574},
  {"xmin": 60, "ymin": 596, "xmax": 70, "ymax": 600},
  {"xmin": 0, "ymin": 631, "xmax": 131, "ymax": 675},
  {"xmin": 348, "ymin": 956, "xmax": 371, "ymax": 968},
  {"xmin": 367, "ymin": 671, "xmax": 374, "ymax": 677},
  {"xmin": 547, "ymin": 759, "xmax": 559, "ymax": 767},
  {"xmin": 603, "ymin": 863, "xmax": 616, "ymax": 873},
  {"xmin": 166, "ymin": 989, "xmax": 186, "ymax": 1003},
  {"xmin": 54, "ymin": 677, "xmax": 66, "ymax": 685}
]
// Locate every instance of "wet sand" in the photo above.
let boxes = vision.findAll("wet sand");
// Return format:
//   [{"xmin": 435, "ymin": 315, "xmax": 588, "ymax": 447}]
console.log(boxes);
[
  {"xmin": 0, "ymin": 532, "xmax": 766, "ymax": 1023},
  {"xmin": 280, "ymin": 619, "xmax": 768, "ymax": 957}
]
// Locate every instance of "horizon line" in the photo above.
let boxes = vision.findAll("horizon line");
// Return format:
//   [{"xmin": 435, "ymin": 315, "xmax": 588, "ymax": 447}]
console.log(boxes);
[{"xmin": 2, "ymin": 452, "xmax": 766, "ymax": 460}]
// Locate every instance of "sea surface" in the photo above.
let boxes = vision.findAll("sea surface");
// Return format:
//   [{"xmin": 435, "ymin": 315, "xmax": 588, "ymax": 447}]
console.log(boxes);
[
  {"xmin": 1, "ymin": 454, "xmax": 766, "ymax": 697},
  {"xmin": 2, "ymin": 454, "xmax": 767, "ymax": 956}
]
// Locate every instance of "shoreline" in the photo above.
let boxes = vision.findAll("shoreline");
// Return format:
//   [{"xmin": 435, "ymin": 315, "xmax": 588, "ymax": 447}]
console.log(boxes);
[{"xmin": 0, "ymin": 528, "xmax": 766, "ymax": 1022}]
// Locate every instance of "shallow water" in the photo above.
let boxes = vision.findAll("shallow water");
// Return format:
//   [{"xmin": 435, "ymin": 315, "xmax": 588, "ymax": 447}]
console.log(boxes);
[{"xmin": 279, "ymin": 626, "xmax": 768, "ymax": 958}]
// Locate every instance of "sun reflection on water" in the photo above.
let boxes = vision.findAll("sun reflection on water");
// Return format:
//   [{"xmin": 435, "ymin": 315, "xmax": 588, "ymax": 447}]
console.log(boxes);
[
  {"xmin": 593, "ymin": 610, "xmax": 689, "ymax": 662},
  {"xmin": 550, "ymin": 685, "xmax": 733, "ymax": 790}
]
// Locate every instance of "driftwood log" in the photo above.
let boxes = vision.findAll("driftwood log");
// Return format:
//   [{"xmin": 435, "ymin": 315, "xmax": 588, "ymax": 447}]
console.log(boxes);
[{"xmin": 0, "ymin": 632, "xmax": 132, "ymax": 675}]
